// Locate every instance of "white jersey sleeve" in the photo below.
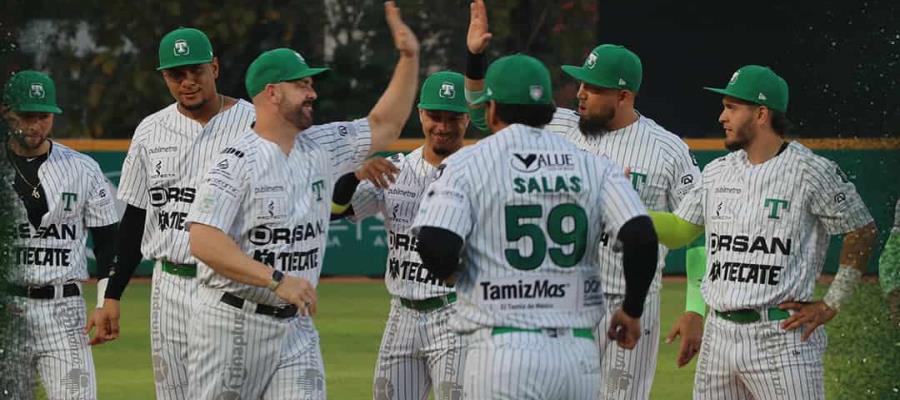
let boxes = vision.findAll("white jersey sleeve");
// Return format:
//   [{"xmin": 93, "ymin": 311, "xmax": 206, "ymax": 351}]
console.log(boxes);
[
  {"xmin": 304, "ymin": 118, "xmax": 373, "ymax": 179},
  {"xmin": 675, "ymin": 164, "xmax": 714, "ymax": 226},
  {"xmin": 805, "ymin": 158, "xmax": 874, "ymax": 234},
  {"xmin": 411, "ymin": 156, "xmax": 474, "ymax": 239},
  {"xmin": 186, "ymin": 150, "xmax": 250, "ymax": 234},
  {"xmin": 667, "ymin": 145, "xmax": 701, "ymax": 212},
  {"xmin": 595, "ymin": 157, "xmax": 649, "ymax": 237},
  {"xmin": 117, "ymin": 131, "xmax": 149, "ymax": 208},
  {"xmin": 83, "ymin": 159, "xmax": 119, "ymax": 227}
]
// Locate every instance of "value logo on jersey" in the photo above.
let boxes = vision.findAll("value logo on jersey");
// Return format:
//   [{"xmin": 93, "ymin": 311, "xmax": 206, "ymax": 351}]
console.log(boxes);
[
  {"xmin": 764, "ymin": 198, "xmax": 790, "ymax": 219},
  {"xmin": 61, "ymin": 192, "xmax": 77, "ymax": 211},
  {"xmin": 510, "ymin": 152, "xmax": 575, "ymax": 173}
]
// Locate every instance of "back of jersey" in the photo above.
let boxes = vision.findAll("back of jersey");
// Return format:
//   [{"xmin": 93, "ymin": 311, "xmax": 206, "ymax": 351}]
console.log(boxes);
[{"xmin": 413, "ymin": 124, "xmax": 646, "ymax": 332}]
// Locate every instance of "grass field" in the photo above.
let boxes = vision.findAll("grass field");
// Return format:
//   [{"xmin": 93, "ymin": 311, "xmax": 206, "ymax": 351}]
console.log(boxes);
[{"xmin": 80, "ymin": 280, "xmax": 899, "ymax": 399}]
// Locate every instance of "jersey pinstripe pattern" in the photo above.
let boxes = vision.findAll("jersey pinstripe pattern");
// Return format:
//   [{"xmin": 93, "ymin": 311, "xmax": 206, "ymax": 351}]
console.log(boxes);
[
  {"xmin": 118, "ymin": 100, "xmax": 256, "ymax": 400},
  {"xmin": 546, "ymin": 107, "xmax": 699, "ymax": 399},
  {"xmin": 5, "ymin": 141, "xmax": 118, "ymax": 400},
  {"xmin": 675, "ymin": 141, "xmax": 873, "ymax": 311},
  {"xmin": 184, "ymin": 119, "xmax": 370, "ymax": 399},
  {"xmin": 350, "ymin": 147, "xmax": 453, "ymax": 299},
  {"xmin": 546, "ymin": 108, "xmax": 699, "ymax": 295},
  {"xmin": 350, "ymin": 147, "xmax": 465, "ymax": 399},
  {"xmin": 412, "ymin": 123, "xmax": 647, "ymax": 331},
  {"xmin": 675, "ymin": 141, "xmax": 872, "ymax": 400}
]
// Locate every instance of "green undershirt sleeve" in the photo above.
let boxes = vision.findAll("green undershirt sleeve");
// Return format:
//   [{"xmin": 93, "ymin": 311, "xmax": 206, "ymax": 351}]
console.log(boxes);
[
  {"xmin": 648, "ymin": 211, "xmax": 704, "ymax": 249},
  {"xmin": 684, "ymin": 236, "xmax": 707, "ymax": 317}
]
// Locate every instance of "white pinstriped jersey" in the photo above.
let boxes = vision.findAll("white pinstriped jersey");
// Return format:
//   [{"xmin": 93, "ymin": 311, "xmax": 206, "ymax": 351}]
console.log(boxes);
[
  {"xmin": 675, "ymin": 141, "xmax": 873, "ymax": 311},
  {"xmin": 5, "ymin": 142, "xmax": 119, "ymax": 286},
  {"xmin": 187, "ymin": 119, "xmax": 372, "ymax": 306},
  {"xmin": 546, "ymin": 108, "xmax": 700, "ymax": 295},
  {"xmin": 350, "ymin": 147, "xmax": 454, "ymax": 300},
  {"xmin": 117, "ymin": 100, "xmax": 256, "ymax": 264},
  {"xmin": 412, "ymin": 124, "xmax": 647, "ymax": 331}
]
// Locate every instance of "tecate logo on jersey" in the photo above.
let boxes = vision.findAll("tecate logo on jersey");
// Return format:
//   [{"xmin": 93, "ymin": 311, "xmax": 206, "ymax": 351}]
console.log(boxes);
[
  {"xmin": 510, "ymin": 152, "xmax": 576, "ymax": 173},
  {"xmin": 708, "ymin": 233, "xmax": 792, "ymax": 256},
  {"xmin": 387, "ymin": 257, "xmax": 449, "ymax": 287},
  {"xmin": 707, "ymin": 260, "xmax": 783, "ymax": 286}
]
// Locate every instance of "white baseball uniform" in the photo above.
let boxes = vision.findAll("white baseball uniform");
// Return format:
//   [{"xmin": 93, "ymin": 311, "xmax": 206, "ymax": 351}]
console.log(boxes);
[
  {"xmin": 117, "ymin": 100, "xmax": 256, "ymax": 399},
  {"xmin": 349, "ymin": 147, "xmax": 465, "ymax": 400},
  {"xmin": 185, "ymin": 118, "xmax": 371, "ymax": 399},
  {"xmin": 412, "ymin": 124, "xmax": 648, "ymax": 399},
  {"xmin": 4, "ymin": 142, "xmax": 118, "ymax": 400},
  {"xmin": 675, "ymin": 141, "xmax": 873, "ymax": 400},
  {"xmin": 546, "ymin": 108, "xmax": 700, "ymax": 399}
]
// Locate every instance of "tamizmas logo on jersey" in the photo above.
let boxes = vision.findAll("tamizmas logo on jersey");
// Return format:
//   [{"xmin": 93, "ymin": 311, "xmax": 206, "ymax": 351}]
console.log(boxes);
[
  {"xmin": 510, "ymin": 152, "xmax": 575, "ymax": 173},
  {"xmin": 480, "ymin": 279, "xmax": 569, "ymax": 300}
]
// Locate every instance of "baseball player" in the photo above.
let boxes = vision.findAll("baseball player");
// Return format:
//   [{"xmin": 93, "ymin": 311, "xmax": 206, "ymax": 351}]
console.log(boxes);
[
  {"xmin": 90, "ymin": 27, "xmax": 258, "ymax": 399},
  {"xmin": 411, "ymin": 54, "xmax": 659, "ymax": 399},
  {"xmin": 185, "ymin": 3, "xmax": 419, "ymax": 398},
  {"xmin": 651, "ymin": 65, "xmax": 879, "ymax": 399},
  {"xmin": 2, "ymin": 70, "xmax": 119, "ymax": 399},
  {"xmin": 464, "ymin": 3, "xmax": 705, "ymax": 397},
  {"xmin": 879, "ymin": 199, "xmax": 899, "ymax": 324},
  {"xmin": 331, "ymin": 70, "xmax": 469, "ymax": 399}
]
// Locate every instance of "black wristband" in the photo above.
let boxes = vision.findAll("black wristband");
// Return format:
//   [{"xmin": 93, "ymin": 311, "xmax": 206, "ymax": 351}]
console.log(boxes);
[{"xmin": 466, "ymin": 50, "xmax": 486, "ymax": 80}]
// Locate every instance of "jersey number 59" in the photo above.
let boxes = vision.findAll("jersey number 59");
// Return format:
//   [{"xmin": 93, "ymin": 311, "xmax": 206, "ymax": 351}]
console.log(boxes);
[{"xmin": 504, "ymin": 204, "xmax": 588, "ymax": 270}]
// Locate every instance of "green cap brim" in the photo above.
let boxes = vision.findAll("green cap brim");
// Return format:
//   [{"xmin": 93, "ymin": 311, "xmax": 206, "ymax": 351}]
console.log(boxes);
[
  {"xmin": 157, "ymin": 57, "xmax": 215, "ymax": 71},
  {"xmin": 703, "ymin": 87, "xmax": 760, "ymax": 105},
  {"xmin": 417, "ymin": 103, "xmax": 468, "ymax": 113},
  {"xmin": 285, "ymin": 67, "xmax": 330, "ymax": 82},
  {"xmin": 14, "ymin": 103, "xmax": 62, "ymax": 114},
  {"xmin": 561, "ymin": 65, "xmax": 617, "ymax": 89}
]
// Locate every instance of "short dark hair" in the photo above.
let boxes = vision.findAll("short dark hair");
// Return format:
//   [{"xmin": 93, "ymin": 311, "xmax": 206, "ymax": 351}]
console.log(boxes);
[
  {"xmin": 493, "ymin": 102, "xmax": 556, "ymax": 127},
  {"xmin": 770, "ymin": 110, "xmax": 793, "ymax": 136}
]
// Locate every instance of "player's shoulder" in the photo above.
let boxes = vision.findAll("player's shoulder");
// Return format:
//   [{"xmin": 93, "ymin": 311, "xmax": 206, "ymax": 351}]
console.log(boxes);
[
  {"xmin": 788, "ymin": 141, "xmax": 844, "ymax": 180},
  {"xmin": 49, "ymin": 141, "xmax": 104, "ymax": 174},
  {"xmin": 638, "ymin": 115, "xmax": 692, "ymax": 152},
  {"xmin": 131, "ymin": 103, "xmax": 179, "ymax": 142},
  {"xmin": 545, "ymin": 107, "xmax": 580, "ymax": 132}
]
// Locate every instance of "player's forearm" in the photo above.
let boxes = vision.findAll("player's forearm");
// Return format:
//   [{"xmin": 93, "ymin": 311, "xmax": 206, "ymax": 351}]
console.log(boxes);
[
  {"xmin": 839, "ymin": 222, "xmax": 878, "ymax": 273},
  {"xmin": 684, "ymin": 237, "xmax": 707, "ymax": 317},
  {"xmin": 331, "ymin": 172, "xmax": 361, "ymax": 218},
  {"xmin": 89, "ymin": 223, "xmax": 118, "ymax": 278},
  {"xmin": 416, "ymin": 226, "xmax": 463, "ymax": 281},
  {"xmin": 105, "ymin": 205, "xmax": 146, "ymax": 300},
  {"xmin": 649, "ymin": 211, "xmax": 704, "ymax": 249},
  {"xmin": 618, "ymin": 216, "xmax": 659, "ymax": 317},
  {"xmin": 367, "ymin": 53, "xmax": 419, "ymax": 154},
  {"xmin": 188, "ymin": 223, "xmax": 273, "ymax": 288},
  {"xmin": 464, "ymin": 51, "xmax": 489, "ymax": 132}
]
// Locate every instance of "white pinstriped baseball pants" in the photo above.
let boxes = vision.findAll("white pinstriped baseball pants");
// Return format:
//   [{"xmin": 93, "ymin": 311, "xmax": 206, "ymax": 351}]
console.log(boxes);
[
  {"xmin": 693, "ymin": 311, "xmax": 826, "ymax": 400},
  {"xmin": 464, "ymin": 327, "xmax": 601, "ymax": 399},
  {"xmin": 149, "ymin": 261, "xmax": 197, "ymax": 400},
  {"xmin": 595, "ymin": 292, "xmax": 661, "ymax": 400},
  {"xmin": 373, "ymin": 298, "xmax": 466, "ymax": 400},
  {"xmin": 187, "ymin": 284, "xmax": 326, "ymax": 399}
]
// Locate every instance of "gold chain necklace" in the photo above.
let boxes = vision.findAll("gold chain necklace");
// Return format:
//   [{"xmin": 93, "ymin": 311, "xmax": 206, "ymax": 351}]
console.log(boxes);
[{"xmin": 10, "ymin": 156, "xmax": 42, "ymax": 199}]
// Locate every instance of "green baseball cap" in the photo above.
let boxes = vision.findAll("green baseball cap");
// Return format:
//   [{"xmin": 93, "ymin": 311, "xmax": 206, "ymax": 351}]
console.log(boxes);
[
  {"xmin": 561, "ymin": 44, "xmax": 642, "ymax": 92},
  {"xmin": 704, "ymin": 65, "xmax": 789, "ymax": 113},
  {"xmin": 417, "ymin": 71, "xmax": 467, "ymax": 113},
  {"xmin": 2, "ymin": 70, "xmax": 62, "ymax": 114},
  {"xmin": 245, "ymin": 48, "xmax": 329, "ymax": 98},
  {"xmin": 157, "ymin": 27, "xmax": 214, "ymax": 71},
  {"xmin": 472, "ymin": 54, "xmax": 553, "ymax": 105}
]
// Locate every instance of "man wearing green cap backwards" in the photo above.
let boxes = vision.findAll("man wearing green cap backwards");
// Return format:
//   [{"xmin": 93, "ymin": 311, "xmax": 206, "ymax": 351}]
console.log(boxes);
[
  {"xmin": 330, "ymin": 70, "xmax": 470, "ymax": 399},
  {"xmin": 410, "ymin": 53, "xmax": 658, "ymax": 399},
  {"xmin": 464, "ymin": 2, "xmax": 704, "ymax": 398},
  {"xmin": 650, "ymin": 65, "xmax": 878, "ymax": 399},
  {"xmin": 186, "ymin": 2, "xmax": 420, "ymax": 398},
  {"xmin": 91, "ymin": 26, "xmax": 257, "ymax": 400},
  {"xmin": 2, "ymin": 70, "xmax": 119, "ymax": 399}
]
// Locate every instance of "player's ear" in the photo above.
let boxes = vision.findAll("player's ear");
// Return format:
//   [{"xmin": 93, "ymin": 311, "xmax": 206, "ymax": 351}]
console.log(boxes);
[{"xmin": 210, "ymin": 57, "xmax": 220, "ymax": 79}]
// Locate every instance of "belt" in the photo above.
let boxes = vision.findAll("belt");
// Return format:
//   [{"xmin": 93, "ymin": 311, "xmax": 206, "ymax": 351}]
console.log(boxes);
[
  {"xmin": 160, "ymin": 260, "xmax": 197, "ymax": 278},
  {"xmin": 399, "ymin": 292, "xmax": 457, "ymax": 312},
  {"xmin": 491, "ymin": 326, "xmax": 595, "ymax": 340},
  {"xmin": 715, "ymin": 308, "xmax": 790, "ymax": 324},
  {"xmin": 219, "ymin": 292, "xmax": 298, "ymax": 319},
  {"xmin": 10, "ymin": 283, "xmax": 80, "ymax": 299}
]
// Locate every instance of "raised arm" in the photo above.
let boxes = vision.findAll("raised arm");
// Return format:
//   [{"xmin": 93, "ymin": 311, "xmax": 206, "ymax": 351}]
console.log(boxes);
[
  {"xmin": 464, "ymin": 0, "xmax": 492, "ymax": 132},
  {"xmin": 367, "ymin": 1, "xmax": 420, "ymax": 154}
]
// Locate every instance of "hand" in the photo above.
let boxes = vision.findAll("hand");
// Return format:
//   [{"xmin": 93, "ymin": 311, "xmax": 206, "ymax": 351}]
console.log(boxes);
[
  {"xmin": 467, "ymin": 0, "xmax": 493, "ymax": 54},
  {"xmin": 274, "ymin": 276, "xmax": 318, "ymax": 317},
  {"xmin": 84, "ymin": 299, "xmax": 120, "ymax": 346},
  {"xmin": 665, "ymin": 311, "xmax": 703, "ymax": 367},
  {"xmin": 384, "ymin": 1, "xmax": 419, "ymax": 58},
  {"xmin": 355, "ymin": 157, "xmax": 399, "ymax": 189},
  {"xmin": 778, "ymin": 300, "xmax": 837, "ymax": 341},
  {"xmin": 607, "ymin": 308, "xmax": 642, "ymax": 349}
]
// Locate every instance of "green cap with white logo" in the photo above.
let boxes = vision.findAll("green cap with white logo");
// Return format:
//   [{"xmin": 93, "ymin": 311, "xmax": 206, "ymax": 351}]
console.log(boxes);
[
  {"xmin": 472, "ymin": 54, "xmax": 553, "ymax": 105},
  {"xmin": 245, "ymin": 48, "xmax": 329, "ymax": 98},
  {"xmin": 157, "ymin": 27, "xmax": 214, "ymax": 71},
  {"xmin": 417, "ymin": 71, "xmax": 467, "ymax": 113},
  {"xmin": 2, "ymin": 70, "xmax": 62, "ymax": 114},
  {"xmin": 561, "ymin": 44, "xmax": 642, "ymax": 92},
  {"xmin": 704, "ymin": 65, "xmax": 789, "ymax": 113}
]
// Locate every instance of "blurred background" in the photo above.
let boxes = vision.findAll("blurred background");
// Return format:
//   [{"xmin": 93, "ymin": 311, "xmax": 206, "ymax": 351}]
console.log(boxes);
[{"xmin": 1, "ymin": 0, "xmax": 897, "ymax": 140}]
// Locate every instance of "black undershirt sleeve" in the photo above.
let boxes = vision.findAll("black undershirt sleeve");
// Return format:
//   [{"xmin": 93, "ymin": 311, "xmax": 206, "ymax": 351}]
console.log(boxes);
[
  {"xmin": 104, "ymin": 204, "xmax": 146, "ymax": 300},
  {"xmin": 88, "ymin": 223, "xmax": 118, "ymax": 279},
  {"xmin": 330, "ymin": 172, "xmax": 361, "ymax": 220},
  {"xmin": 415, "ymin": 226, "xmax": 463, "ymax": 281},
  {"xmin": 617, "ymin": 216, "xmax": 659, "ymax": 318}
]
